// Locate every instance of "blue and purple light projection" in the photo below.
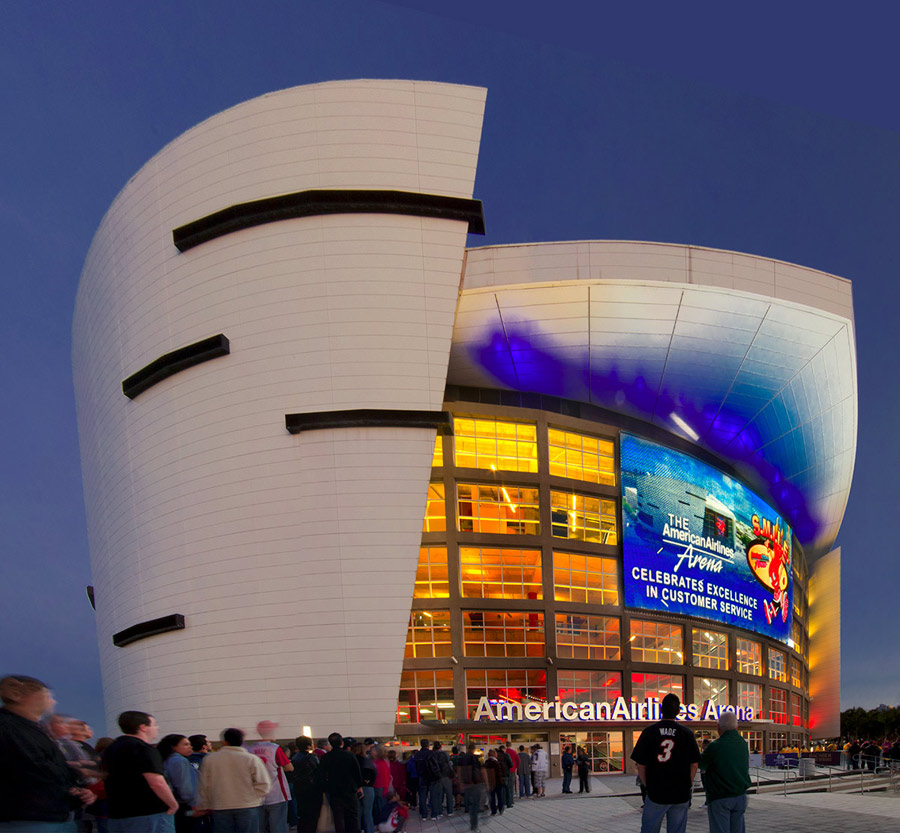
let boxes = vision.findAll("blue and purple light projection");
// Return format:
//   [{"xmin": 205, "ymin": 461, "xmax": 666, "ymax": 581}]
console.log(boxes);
[
  {"xmin": 468, "ymin": 319, "xmax": 819, "ymax": 545},
  {"xmin": 620, "ymin": 433, "xmax": 793, "ymax": 643}
]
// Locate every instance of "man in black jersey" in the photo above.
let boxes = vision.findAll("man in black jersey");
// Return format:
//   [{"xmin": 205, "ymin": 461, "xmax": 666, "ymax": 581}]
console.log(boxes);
[{"xmin": 630, "ymin": 693, "xmax": 700, "ymax": 833}]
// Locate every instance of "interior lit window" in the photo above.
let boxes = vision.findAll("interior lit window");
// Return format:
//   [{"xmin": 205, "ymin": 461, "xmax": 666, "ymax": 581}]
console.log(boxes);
[
  {"xmin": 454, "ymin": 417, "xmax": 538, "ymax": 472},
  {"xmin": 694, "ymin": 677, "xmax": 729, "ymax": 708},
  {"xmin": 735, "ymin": 638, "xmax": 762, "ymax": 675},
  {"xmin": 555, "ymin": 614, "xmax": 621, "ymax": 660},
  {"xmin": 553, "ymin": 551, "xmax": 619, "ymax": 605},
  {"xmin": 462, "ymin": 611, "xmax": 545, "ymax": 658},
  {"xmin": 398, "ymin": 670, "xmax": 454, "ymax": 724},
  {"xmin": 791, "ymin": 620, "xmax": 803, "ymax": 649},
  {"xmin": 790, "ymin": 692, "xmax": 803, "ymax": 727},
  {"xmin": 457, "ymin": 483, "xmax": 540, "ymax": 535},
  {"xmin": 740, "ymin": 731, "xmax": 763, "ymax": 754},
  {"xmin": 737, "ymin": 682, "xmax": 762, "ymax": 715},
  {"xmin": 791, "ymin": 658, "xmax": 803, "ymax": 689},
  {"xmin": 423, "ymin": 483, "xmax": 446, "ymax": 533},
  {"xmin": 460, "ymin": 547, "xmax": 542, "ymax": 599},
  {"xmin": 548, "ymin": 428, "xmax": 615, "ymax": 485},
  {"xmin": 465, "ymin": 668, "xmax": 547, "ymax": 718},
  {"xmin": 768, "ymin": 731, "xmax": 787, "ymax": 753},
  {"xmin": 560, "ymin": 731, "xmax": 625, "ymax": 773},
  {"xmin": 629, "ymin": 620, "xmax": 683, "ymax": 665},
  {"xmin": 432, "ymin": 435, "xmax": 444, "ymax": 468},
  {"xmin": 768, "ymin": 648, "xmax": 787, "ymax": 682},
  {"xmin": 414, "ymin": 547, "xmax": 449, "ymax": 599},
  {"xmin": 631, "ymin": 673, "xmax": 683, "ymax": 703},
  {"xmin": 558, "ymin": 670, "xmax": 621, "ymax": 703},
  {"xmin": 405, "ymin": 611, "xmax": 452, "ymax": 658},
  {"xmin": 692, "ymin": 629, "xmax": 729, "ymax": 670},
  {"xmin": 550, "ymin": 491, "xmax": 617, "ymax": 544},
  {"xmin": 769, "ymin": 688, "xmax": 788, "ymax": 725}
]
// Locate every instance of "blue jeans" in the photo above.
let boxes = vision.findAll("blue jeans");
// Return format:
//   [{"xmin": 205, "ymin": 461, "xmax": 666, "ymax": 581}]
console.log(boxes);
[
  {"xmin": 488, "ymin": 785, "xmax": 504, "ymax": 815},
  {"xmin": 287, "ymin": 784, "xmax": 298, "ymax": 828},
  {"xmin": 438, "ymin": 777, "xmax": 454, "ymax": 815},
  {"xmin": 212, "ymin": 808, "xmax": 260, "ymax": 833},
  {"xmin": 0, "ymin": 823, "xmax": 77, "ymax": 833},
  {"xmin": 109, "ymin": 815, "xmax": 175, "ymax": 833},
  {"xmin": 417, "ymin": 781, "xmax": 432, "ymax": 818},
  {"xmin": 358, "ymin": 786, "xmax": 374, "ymax": 833},
  {"xmin": 707, "ymin": 794, "xmax": 747, "ymax": 833},
  {"xmin": 640, "ymin": 798, "xmax": 689, "ymax": 833},
  {"xmin": 260, "ymin": 802, "xmax": 288, "ymax": 833},
  {"xmin": 505, "ymin": 773, "xmax": 515, "ymax": 806},
  {"xmin": 428, "ymin": 781, "xmax": 442, "ymax": 819},
  {"xmin": 561, "ymin": 769, "xmax": 572, "ymax": 792},
  {"xmin": 518, "ymin": 769, "xmax": 531, "ymax": 797}
]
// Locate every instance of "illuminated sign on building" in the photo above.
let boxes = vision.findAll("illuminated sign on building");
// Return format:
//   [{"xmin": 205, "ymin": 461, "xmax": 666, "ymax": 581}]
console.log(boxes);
[
  {"xmin": 621, "ymin": 433, "xmax": 793, "ymax": 642},
  {"xmin": 473, "ymin": 697, "xmax": 755, "ymax": 723}
]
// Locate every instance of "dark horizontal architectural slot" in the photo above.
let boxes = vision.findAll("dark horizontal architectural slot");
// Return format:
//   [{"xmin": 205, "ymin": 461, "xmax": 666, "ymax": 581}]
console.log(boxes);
[
  {"xmin": 122, "ymin": 334, "xmax": 230, "ymax": 399},
  {"xmin": 113, "ymin": 614, "xmax": 185, "ymax": 648},
  {"xmin": 173, "ymin": 189, "xmax": 485, "ymax": 252},
  {"xmin": 286, "ymin": 409, "xmax": 453, "ymax": 435}
]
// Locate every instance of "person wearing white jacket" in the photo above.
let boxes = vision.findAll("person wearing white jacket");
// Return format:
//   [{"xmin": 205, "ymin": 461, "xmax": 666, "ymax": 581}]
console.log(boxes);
[
  {"xmin": 531, "ymin": 746, "xmax": 549, "ymax": 797},
  {"xmin": 196, "ymin": 728, "xmax": 271, "ymax": 832}
]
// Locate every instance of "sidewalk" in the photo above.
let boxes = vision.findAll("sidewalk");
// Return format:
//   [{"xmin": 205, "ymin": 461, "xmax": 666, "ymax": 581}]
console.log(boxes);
[{"xmin": 401, "ymin": 775, "xmax": 900, "ymax": 833}]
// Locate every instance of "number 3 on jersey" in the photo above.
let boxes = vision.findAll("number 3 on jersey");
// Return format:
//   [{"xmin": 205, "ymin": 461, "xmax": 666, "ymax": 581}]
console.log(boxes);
[{"xmin": 657, "ymin": 739, "xmax": 675, "ymax": 762}]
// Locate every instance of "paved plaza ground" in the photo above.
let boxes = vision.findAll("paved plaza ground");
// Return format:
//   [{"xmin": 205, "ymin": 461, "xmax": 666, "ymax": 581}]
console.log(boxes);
[{"xmin": 401, "ymin": 774, "xmax": 900, "ymax": 833}]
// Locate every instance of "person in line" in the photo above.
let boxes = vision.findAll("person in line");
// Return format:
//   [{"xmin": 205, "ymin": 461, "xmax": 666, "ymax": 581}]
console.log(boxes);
[
  {"xmin": 560, "ymin": 744, "xmax": 574, "ymax": 794},
  {"xmin": 456, "ymin": 742, "xmax": 486, "ymax": 832},
  {"xmin": 403, "ymin": 752, "xmax": 418, "ymax": 811},
  {"xmin": 0, "ymin": 674, "xmax": 96, "ymax": 831},
  {"xmin": 576, "ymin": 746, "xmax": 591, "ymax": 794},
  {"xmin": 371, "ymin": 744, "xmax": 392, "ymax": 821},
  {"xmin": 188, "ymin": 736, "xmax": 212, "ymax": 770},
  {"xmin": 413, "ymin": 740, "xmax": 438, "ymax": 819},
  {"xmin": 483, "ymin": 750, "xmax": 505, "ymax": 816},
  {"xmin": 516, "ymin": 745, "xmax": 532, "ymax": 798},
  {"xmin": 449, "ymin": 746, "xmax": 464, "ymax": 811},
  {"xmin": 500, "ymin": 744, "xmax": 517, "ymax": 808},
  {"xmin": 104, "ymin": 710, "xmax": 179, "ymax": 832},
  {"xmin": 699, "ymin": 711, "xmax": 751, "ymax": 833},
  {"xmin": 386, "ymin": 750, "xmax": 408, "ymax": 805},
  {"xmin": 531, "ymin": 745, "xmax": 548, "ymax": 797},
  {"xmin": 290, "ymin": 737, "xmax": 323, "ymax": 833},
  {"xmin": 432, "ymin": 741, "xmax": 454, "ymax": 817},
  {"xmin": 313, "ymin": 739, "xmax": 331, "ymax": 760},
  {"xmin": 354, "ymin": 741, "xmax": 377, "ymax": 833},
  {"xmin": 245, "ymin": 721, "xmax": 294, "ymax": 833},
  {"xmin": 158, "ymin": 734, "xmax": 200, "ymax": 833},
  {"xmin": 320, "ymin": 732, "xmax": 363, "ymax": 833},
  {"xmin": 196, "ymin": 727, "xmax": 271, "ymax": 833},
  {"xmin": 631, "ymin": 693, "xmax": 700, "ymax": 833}
]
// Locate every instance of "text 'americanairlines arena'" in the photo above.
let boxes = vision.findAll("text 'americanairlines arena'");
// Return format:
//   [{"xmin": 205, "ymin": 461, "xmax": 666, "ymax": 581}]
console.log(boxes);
[{"xmin": 73, "ymin": 80, "xmax": 854, "ymax": 775}]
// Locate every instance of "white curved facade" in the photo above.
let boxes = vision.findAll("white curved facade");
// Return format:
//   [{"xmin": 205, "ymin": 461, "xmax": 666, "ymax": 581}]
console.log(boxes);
[
  {"xmin": 73, "ymin": 80, "xmax": 487, "ymax": 736},
  {"xmin": 75, "ymin": 80, "xmax": 855, "ymax": 741}
]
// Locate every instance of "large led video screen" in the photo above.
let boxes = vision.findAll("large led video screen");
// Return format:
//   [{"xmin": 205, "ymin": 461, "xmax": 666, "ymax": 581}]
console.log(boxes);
[{"xmin": 621, "ymin": 433, "xmax": 792, "ymax": 643}]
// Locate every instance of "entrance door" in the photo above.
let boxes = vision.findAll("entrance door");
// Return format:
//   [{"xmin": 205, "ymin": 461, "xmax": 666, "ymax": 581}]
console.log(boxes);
[{"xmin": 560, "ymin": 731, "xmax": 624, "ymax": 773}]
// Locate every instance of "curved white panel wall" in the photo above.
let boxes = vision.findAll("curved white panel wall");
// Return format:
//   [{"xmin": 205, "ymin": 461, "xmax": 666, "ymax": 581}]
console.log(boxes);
[{"xmin": 74, "ymin": 80, "xmax": 486, "ymax": 736}]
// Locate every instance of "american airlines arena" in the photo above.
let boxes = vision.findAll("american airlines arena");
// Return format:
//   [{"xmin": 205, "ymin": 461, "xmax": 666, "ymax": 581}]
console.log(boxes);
[{"xmin": 73, "ymin": 80, "xmax": 853, "ymax": 776}]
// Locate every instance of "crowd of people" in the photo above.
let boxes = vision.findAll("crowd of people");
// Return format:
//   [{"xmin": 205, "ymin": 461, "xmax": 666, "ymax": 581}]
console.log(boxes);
[
  {"xmin": 2, "ymin": 674, "xmax": 759, "ymax": 833},
  {"xmin": 841, "ymin": 738, "xmax": 900, "ymax": 770}
]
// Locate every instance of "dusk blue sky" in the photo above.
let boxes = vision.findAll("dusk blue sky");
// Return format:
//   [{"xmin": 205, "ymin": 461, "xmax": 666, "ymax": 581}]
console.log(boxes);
[{"xmin": 2, "ymin": 1, "xmax": 899, "ymax": 733}]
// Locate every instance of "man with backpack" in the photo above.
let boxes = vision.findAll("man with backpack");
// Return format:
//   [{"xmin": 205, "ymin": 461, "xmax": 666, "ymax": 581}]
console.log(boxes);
[
  {"xmin": 290, "ymin": 737, "xmax": 323, "ymax": 833},
  {"xmin": 432, "ymin": 741, "xmax": 454, "ymax": 817},
  {"xmin": 414, "ymin": 740, "xmax": 442, "ymax": 819}
]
